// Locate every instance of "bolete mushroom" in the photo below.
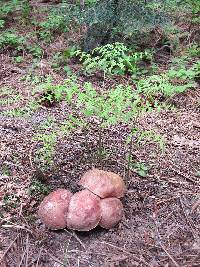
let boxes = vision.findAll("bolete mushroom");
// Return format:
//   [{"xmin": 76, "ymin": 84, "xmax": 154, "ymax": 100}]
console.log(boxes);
[
  {"xmin": 99, "ymin": 198, "xmax": 123, "ymax": 229},
  {"xmin": 66, "ymin": 189, "xmax": 101, "ymax": 231},
  {"xmin": 38, "ymin": 189, "xmax": 72, "ymax": 230},
  {"xmin": 79, "ymin": 169, "xmax": 126, "ymax": 198}
]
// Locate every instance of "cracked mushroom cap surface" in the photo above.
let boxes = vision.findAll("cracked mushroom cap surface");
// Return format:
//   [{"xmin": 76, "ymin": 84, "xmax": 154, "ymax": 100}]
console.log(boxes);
[
  {"xmin": 79, "ymin": 169, "xmax": 126, "ymax": 198},
  {"xmin": 38, "ymin": 189, "xmax": 72, "ymax": 230},
  {"xmin": 99, "ymin": 198, "xmax": 123, "ymax": 229},
  {"xmin": 66, "ymin": 189, "xmax": 101, "ymax": 231}
]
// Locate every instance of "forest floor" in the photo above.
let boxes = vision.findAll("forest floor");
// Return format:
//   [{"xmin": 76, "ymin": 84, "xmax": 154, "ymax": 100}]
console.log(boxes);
[{"xmin": 0, "ymin": 1, "xmax": 200, "ymax": 267}]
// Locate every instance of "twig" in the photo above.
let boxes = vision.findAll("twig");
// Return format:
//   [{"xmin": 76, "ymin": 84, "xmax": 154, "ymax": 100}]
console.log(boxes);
[
  {"xmin": 62, "ymin": 235, "xmax": 72, "ymax": 266},
  {"xmin": 154, "ymin": 220, "xmax": 180, "ymax": 267},
  {"xmin": 36, "ymin": 247, "xmax": 43, "ymax": 267},
  {"xmin": 187, "ymin": 250, "xmax": 200, "ymax": 267},
  {"xmin": 169, "ymin": 163, "xmax": 197, "ymax": 184},
  {"xmin": 158, "ymin": 241, "xmax": 180, "ymax": 267},
  {"xmin": 0, "ymin": 234, "xmax": 20, "ymax": 263},
  {"xmin": 18, "ymin": 234, "xmax": 29, "ymax": 267},
  {"xmin": 179, "ymin": 196, "xmax": 197, "ymax": 239},
  {"xmin": 44, "ymin": 251, "xmax": 66, "ymax": 266},
  {"xmin": 100, "ymin": 241, "xmax": 152, "ymax": 267},
  {"xmin": 1, "ymin": 224, "xmax": 33, "ymax": 234},
  {"xmin": 18, "ymin": 248, "xmax": 26, "ymax": 267},
  {"xmin": 77, "ymin": 257, "xmax": 80, "ymax": 267},
  {"xmin": 64, "ymin": 229, "xmax": 86, "ymax": 250},
  {"xmin": 25, "ymin": 234, "xmax": 29, "ymax": 267},
  {"xmin": 43, "ymin": 249, "xmax": 76, "ymax": 266},
  {"xmin": 191, "ymin": 198, "xmax": 200, "ymax": 212}
]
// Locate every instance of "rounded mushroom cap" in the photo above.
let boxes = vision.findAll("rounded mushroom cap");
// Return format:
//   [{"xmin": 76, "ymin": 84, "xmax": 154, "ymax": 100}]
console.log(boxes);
[
  {"xmin": 99, "ymin": 198, "xmax": 123, "ymax": 229},
  {"xmin": 79, "ymin": 169, "xmax": 126, "ymax": 198},
  {"xmin": 38, "ymin": 189, "xmax": 73, "ymax": 230},
  {"xmin": 66, "ymin": 189, "xmax": 101, "ymax": 231}
]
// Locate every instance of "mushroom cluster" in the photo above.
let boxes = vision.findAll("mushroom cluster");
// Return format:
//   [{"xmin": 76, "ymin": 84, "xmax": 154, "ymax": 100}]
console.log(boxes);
[{"xmin": 38, "ymin": 169, "xmax": 126, "ymax": 231}]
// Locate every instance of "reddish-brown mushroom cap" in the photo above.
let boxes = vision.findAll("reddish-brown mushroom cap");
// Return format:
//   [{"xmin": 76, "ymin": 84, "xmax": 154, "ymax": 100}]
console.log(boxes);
[
  {"xmin": 99, "ymin": 198, "xmax": 123, "ymax": 229},
  {"xmin": 66, "ymin": 189, "xmax": 101, "ymax": 231},
  {"xmin": 38, "ymin": 189, "xmax": 72, "ymax": 230},
  {"xmin": 79, "ymin": 169, "xmax": 126, "ymax": 198}
]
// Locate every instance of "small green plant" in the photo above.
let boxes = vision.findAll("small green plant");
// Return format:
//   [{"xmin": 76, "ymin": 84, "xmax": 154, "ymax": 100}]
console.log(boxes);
[
  {"xmin": 193, "ymin": 60, "xmax": 200, "ymax": 78},
  {"xmin": 34, "ymin": 131, "xmax": 58, "ymax": 171},
  {"xmin": 186, "ymin": 0, "xmax": 200, "ymax": 25},
  {"xmin": 0, "ymin": 87, "xmax": 15, "ymax": 97},
  {"xmin": 0, "ymin": 19, "xmax": 5, "ymax": 28},
  {"xmin": 0, "ymin": 94, "xmax": 21, "ymax": 106},
  {"xmin": 74, "ymin": 42, "xmax": 152, "ymax": 77},
  {"xmin": 3, "ymin": 193, "xmax": 20, "ymax": 210},
  {"xmin": 51, "ymin": 48, "xmax": 76, "ymax": 71},
  {"xmin": 27, "ymin": 45, "xmax": 43, "ymax": 58},
  {"xmin": 31, "ymin": 75, "xmax": 168, "ymax": 171},
  {"xmin": 21, "ymin": 0, "xmax": 31, "ymax": 22},
  {"xmin": 2, "ymin": 107, "xmax": 27, "ymax": 117},
  {"xmin": 28, "ymin": 179, "xmax": 50, "ymax": 199},
  {"xmin": 0, "ymin": 30, "xmax": 26, "ymax": 50},
  {"xmin": 37, "ymin": 83, "xmax": 68, "ymax": 106},
  {"xmin": 0, "ymin": 1, "xmax": 13, "ymax": 20},
  {"xmin": 137, "ymin": 73, "xmax": 196, "ymax": 99},
  {"xmin": 14, "ymin": 55, "xmax": 24, "ymax": 63},
  {"xmin": 134, "ymin": 162, "xmax": 149, "ymax": 177},
  {"xmin": 34, "ymin": 12, "xmax": 69, "ymax": 42},
  {"xmin": 168, "ymin": 64, "xmax": 199, "ymax": 81},
  {"xmin": 1, "ymin": 95, "xmax": 39, "ymax": 117},
  {"xmin": 186, "ymin": 44, "xmax": 200, "ymax": 58},
  {"xmin": 126, "ymin": 127, "xmax": 164, "ymax": 178},
  {"xmin": 1, "ymin": 165, "xmax": 11, "ymax": 176}
]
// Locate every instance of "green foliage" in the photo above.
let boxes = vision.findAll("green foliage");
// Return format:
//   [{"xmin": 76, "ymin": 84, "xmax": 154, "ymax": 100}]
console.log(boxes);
[
  {"xmin": 2, "ymin": 107, "xmax": 27, "ymax": 117},
  {"xmin": 28, "ymin": 180, "xmax": 50, "ymax": 199},
  {"xmin": 134, "ymin": 162, "xmax": 149, "ymax": 177},
  {"xmin": 51, "ymin": 48, "xmax": 76, "ymax": 71},
  {"xmin": 21, "ymin": 0, "xmax": 31, "ymax": 21},
  {"xmin": 0, "ymin": 93, "xmax": 21, "ymax": 105},
  {"xmin": 14, "ymin": 55, "xmax": 24, "ymax": 63},
  {"xmin": 168, "ymin": 66, "xmax": 199, "ymax": 81},
  {"xmin": 0, "ymin": 1, "xmax": 14, "ymax": 20},
  {"xmin": 133, "ymin": 128, "xmax": 164, "ymax": 151},
  {"xmin": 74, "ymin": 42, "xmax": 152, "ymax": 76},
  {"xmin": 78, "ymin": 0, "xmax": 171, "ymax": 50},
  {"xmin": 27, "ymin": 45, "xmax": 43, "ymax": 58},
  {"xmin": 38, "ymin": 82, "xmax": 70, "ymax": 105},
  {"xmin": 3, "ymin": 193, "xmax": 20, "ymax": 210},
  {"xmin": 0, "ymin": 0, "xmax": 31, "ymax": 27},
  {"xmin": 0, "ymin": 30, "xmax": 26, "ymax": 50},
  {"xmin": 2, "ymin": 103, "xmax": 39, "ymax": 117},
  {"xmin": 186, "ymin": 44, "xmax": 200, "ymax": 58},
  {"xmin": 34, "ymin": 76, "xmax": 167, "ymax": 168},
  {"xmin": 1, "ymin": 86, "xmax": 39, "ymax": 117},
  {"xmin": 76, "ymin": 82, "xmax": 154, "ymax": 126},
  {"xmin": 1, "ymin": 165, "xmax": 11, "ymax": 176},
  {"xmin": 0, "ymin": 19, "xmax": 5, "ymax": 28},
  {"xmin": 186, "ymin": 0, "xmax": 200, "ymax": 24},
  {"xmin": 137, "ymin": 73, "xmax": 196, "ymax": 98},
  {"xmin": 167, "ymin": 56, "xmax": 200, "ymax": 84},
  {"xmin": 34, "ymin": 9, "xmax": 70, "ymax": 42},
  {"xmin": 34, "ymin": 132, "xmax": 57, "ymax": 170},
  {"xmin": 83, "ymin": 0, "xmax": 98, "ymax": 7}
]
